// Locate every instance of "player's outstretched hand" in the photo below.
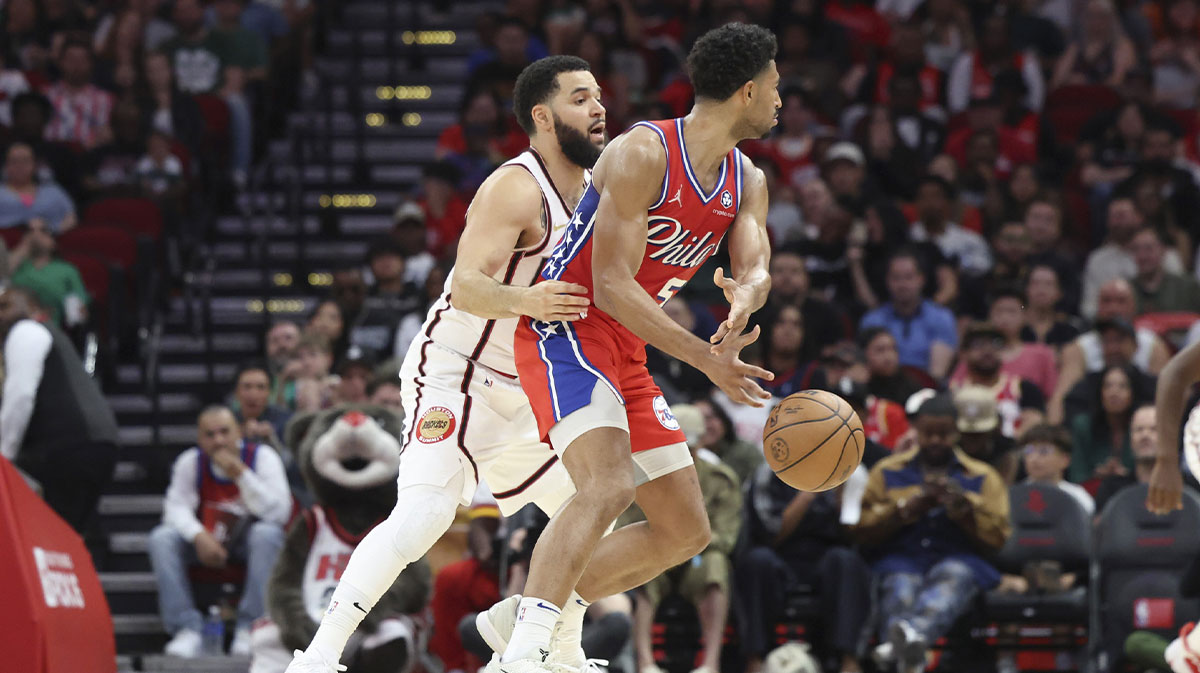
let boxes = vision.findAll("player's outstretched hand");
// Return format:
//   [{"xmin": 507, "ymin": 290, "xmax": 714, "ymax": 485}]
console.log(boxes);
[
  {"xmin": 521, "ymin": 281, "xmax": 591, "ymax": 322},
  {"xmin": 704, "ymin": 324, "xmax": 774, "ymax": 407},
  {"xmin": 709, "ymin": 268, "xmax": 755, "ymax": 349},
  {"xmin": 1147, "ymin": 458, "xmax": 1185, "ymax": 515}
]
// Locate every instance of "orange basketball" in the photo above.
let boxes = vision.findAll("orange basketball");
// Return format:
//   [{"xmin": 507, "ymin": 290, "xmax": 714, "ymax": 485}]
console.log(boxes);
[{"xmin": 762, "ymin": 389, "xmax": 865, "ymax": 492}]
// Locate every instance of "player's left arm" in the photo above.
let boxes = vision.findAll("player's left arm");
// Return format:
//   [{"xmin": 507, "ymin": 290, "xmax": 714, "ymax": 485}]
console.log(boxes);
[
  {"xmin": 1147, "ymin": 339, "xmax": 1200, "ymax": 514},
  {"xmin": 710, "ymin": 157, "xmax": 771, "ymax": 349}
]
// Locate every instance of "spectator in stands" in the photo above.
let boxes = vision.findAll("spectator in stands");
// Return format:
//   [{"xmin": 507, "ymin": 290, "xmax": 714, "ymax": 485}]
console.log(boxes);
[
  {"xmin": 960, "ymin": 221, "xmax": 1033, "ymax": 319},
  {"xmin": 1094, "ymin": 403, "xmax": 1159, "ymax": 510},
  {"xmin": 920, "ymin": 0, "xmax": 975, "ymax": 72},
  {"xmin": 882, "ymin": 72, "xmax": 947, "ymax": 165},
  {"xmin": 94, "ymin": 8, "xmax": 147, "ymax": 95},
  {"xmin": 3, "ymin": 0, "xmax": 49, "ymax": 73},
  {"xmin": 367, "ymin": 377, "xmax": 402, "ymax": 411},
  {"xmin": 332, "ymin": 348, "xmax": 373, "ymax": 406},
  {"xmin": 631, "ymin": 405, "xmax": 741, "ymax": 673},
  {"xmin": 230, "ymin": 361, "xmax": 290, "ymax": 452},
  {"xmin": 391, "ymin": 201, "xmax": 437, "ymax": 286},
  {"xmin": 755, "ymin": 304, "xmax": 826, "ymax": 399},
  {"xmin": 946, "ymin": 12, "xmax": 1045, "ymax": 114},
  {"xmin": 7, "ymin": 216, "xmax": 88, "ymax": 328},
  {"xmin": 646, "ymin": 298, "xmax": 717, "ymax": 403},
  {"xmin": 148, "ymin": 405, "xmax": 289, "ymax": 658},
  {"xmin": 861, "ymin": 326, "xmax": 924, "ymax": 405},
  {"xmin": 1077, "ymin": 102, "xmax": 1151, "ymax": 223},
  {"xmin": 0, "ymin": 48, "xmax": 31, "ymax": 127},
  {"xmin": 413, "ymin": 162, "xmax": 467, "ymax": 259},
  {"xmin": 766, "ymin": 246, "xmax": 846, "ymax": 357},
  {"xmin": 857, "ymin": 394, "xmax": 1011, "ymax": 673},
  {"xmin": 430, "ymin": 494, "xmax": 502, "ymax": 673},
  {"xmin": 81, "ymin": 98, "xmax": 146, "ymax": 200},
  {"xmin": 954, "ymin": 385, "xmax": 1021, "ymax": 485},
  {"xmin": 949, "ymin": 321, "xmax": 1046, "ymax": 437},
  {"xmin": 1051, "ymin": 281, "xmax": 1169, "ymax": 422},
  {"xmin": 0, "ymin": 142, "xmax": 77, "ymax": 232},
  {"xmin": 796, "ymin": 192, "xmax": 859, "ymax": 308},
  {"xmin": 1021, "ymin": 423, "xmax": 1095, "ymax": 514},
  {"xmin": 1080, "ymin": 196, "xmax": 1180, "ymax": 316},
  {"xmin": 695, "ymin": 396, "xmax": 762, "ymax": 484},
  {"xmin": 292, "ymin": 331, "xmax": 336, "ymax": 413},
  {"xmin": 1150, "ymin": 0, "xmax": 1200, "ymax": 108},
  {"xmin": 1068, "ymin": 363, "xmax": 1152, "ymax": 484},
  {"xmin": 135, "ymin": 129, "xmax": 186, "ymax": 203},
  {"xmin": 910, "ymin": 175, "xmax": 992, "ymax": 277},
  {"xmin": 0, "ymin": 286, "xmax": 118, "ymax": 534},
  {"xmin": 1130, "ymin": 226, "xmax": 1200, "ymax": 313},
  {"xmin": 743, "ymin": 87, "xmax": 822, "ymax": 192},
  {"xmin": 1050, "ymin": 0, "xmax": 1137, "ymax": 89},
  {"xmin": 1022, "ymin": 197, "xmax": 1080, "ymax": 311},
  {"xmin": 42, "ymin": 37, "xmax": 114, "ymax": 150},
  {"xmin": 346, "ymin": 237, "xmax": 420, "ymax": 362},
  {"xmin": 860, "ymin": 249, "xmax": 958, "ymax": 380},
  {"xmin": 1022, "ymin": 263, "xmax": 1083, "ymax": 349},
  {"xmin": 735, "ymin": 459, "xmax": 873, "ymax": 673},
  {"xmin": 94, "ymin": 0, "xmax": 177, "ymax": 52},
  {"xmin": 163, "ymin": 0, "xmax": 256, "ymax": 183},
  {"xmin": 435, "ymin": 90, "xmax": 524, "ymax": 194},
  {"xmin": 264, "ymin": 319, "xmax": 300, "ymax": 408},
  {"xmin": 467, "ymin": 17, "xmax": 535, "ymax": 103},
  {"xmin": 135, "ymin": 50, "xmax": 206, "ymax": 154},
  {"xmin": 757, "ymin": 158, "xmax": 804, "ymax": 245},
  {"xmin": 1119, "ymin": 124, "xmax": 1200, "ymax": 253},
  {"xmin": 307, "ymin": 299, "xmax": 345, "ymax": 350}
]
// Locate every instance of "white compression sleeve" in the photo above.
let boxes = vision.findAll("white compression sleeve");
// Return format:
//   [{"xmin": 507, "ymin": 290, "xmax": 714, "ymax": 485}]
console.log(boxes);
[{"xmin": 308, "ymin": 471, "xmax": 465, "ymax": 662}]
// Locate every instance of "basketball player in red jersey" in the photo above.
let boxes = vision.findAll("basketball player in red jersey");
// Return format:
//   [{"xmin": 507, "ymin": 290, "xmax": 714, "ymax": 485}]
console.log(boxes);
[{"xmin": 480, "ymin": 24, "xmax": 781, "ymax": 670}]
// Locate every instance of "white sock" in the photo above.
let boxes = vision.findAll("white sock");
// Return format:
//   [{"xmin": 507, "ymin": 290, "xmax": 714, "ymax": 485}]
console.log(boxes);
[
  {"xmin": 502, "ymin": 597, "xmax": 562, "ymax": 663},
  {"xmin": 310, "ymin": 582, "xmax": 375, "ymax": 663},
  {"xmin": 552, "ymin": 591, "xmax": 590, "ymax": 666}
]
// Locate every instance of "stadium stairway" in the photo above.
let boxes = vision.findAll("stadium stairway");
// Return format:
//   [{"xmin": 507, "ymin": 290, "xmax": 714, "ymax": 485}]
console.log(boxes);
[{"xmin": 98, "ymin": 2, "xmax": 495, "ymax": 670}]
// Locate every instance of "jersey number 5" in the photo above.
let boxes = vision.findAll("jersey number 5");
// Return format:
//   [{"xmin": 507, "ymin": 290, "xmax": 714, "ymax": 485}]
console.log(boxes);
[{"xmin": 656, "ymin": 277, "xmax": 686, "ymax": 307}]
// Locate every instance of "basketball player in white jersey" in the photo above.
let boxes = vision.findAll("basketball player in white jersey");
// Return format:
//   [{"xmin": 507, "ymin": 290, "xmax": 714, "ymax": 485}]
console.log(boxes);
[
  {"xmin": 286, "ymin": 55, "xmax": 606, "ymax": 673},
  {"xmin": 1148, "ymin": 339, "xmax": 1192, "ymax": 517}
]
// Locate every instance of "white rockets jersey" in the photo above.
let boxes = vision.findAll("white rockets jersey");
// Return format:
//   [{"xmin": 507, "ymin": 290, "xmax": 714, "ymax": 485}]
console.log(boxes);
[
  {"xmin": 302, "ymin": 506, "xmax": 367, "ymax": 622},
  {"xmin": 412, "ymin": 148, "xmax": 583, "ymax": 376}
]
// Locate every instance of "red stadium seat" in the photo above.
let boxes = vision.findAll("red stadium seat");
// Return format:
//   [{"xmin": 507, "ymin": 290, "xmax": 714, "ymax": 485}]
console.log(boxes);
[
  {"xmin": 1045, "ymin": 85, "xmax": 1122, "ymax": 146},
  {"xmin": 193, "ymin": 93, "xmax": 231, "ymax": 149},
  {"xmin": 1135, "ymin": 312, "xmax": 1200, "ymax": 352},
  {"xmin": 0, "ymin": 227, "xmax": 22, "ymax": 250},
  {"xmin": 58, "ymin": 252, "xmax": 111, "ymax": 307},
  {"xmin": 83, "ymin": 198, "xmax": 164, "ymax": 241},
  {"xmin": 58, "ymin": 225, "xmax": 138, "ymax": 274}
]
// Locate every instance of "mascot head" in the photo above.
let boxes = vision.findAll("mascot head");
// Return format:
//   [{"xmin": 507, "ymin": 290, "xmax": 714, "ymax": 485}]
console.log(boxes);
[{"xmin": 286, "ymin": 404, "xmax": 404, "ymax": 514}]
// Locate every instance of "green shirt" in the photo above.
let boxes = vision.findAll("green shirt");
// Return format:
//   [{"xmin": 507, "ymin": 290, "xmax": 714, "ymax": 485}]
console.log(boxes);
[
  {"xmin": 11, "ymin": 258, "xmax": 90, "ymax": 327},
  {"xmin": 1135, "ymin": 273, "xmax": 1200, "ymax": 315},
  {"xmin": 164, "ymin": 27, "xmax": 265, "ymax": 94}
]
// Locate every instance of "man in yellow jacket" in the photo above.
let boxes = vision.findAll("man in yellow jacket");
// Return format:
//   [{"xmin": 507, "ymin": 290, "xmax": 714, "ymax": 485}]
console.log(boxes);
[{"xmin": 855, "ymin": 393, "xmax": 1011, "ymax": 673}]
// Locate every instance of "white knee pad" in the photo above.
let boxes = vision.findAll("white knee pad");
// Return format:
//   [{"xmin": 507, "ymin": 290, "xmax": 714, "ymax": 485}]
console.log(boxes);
[{"xmin": 386, "ymin": 472, "xmax": 466, "ymax": 562}]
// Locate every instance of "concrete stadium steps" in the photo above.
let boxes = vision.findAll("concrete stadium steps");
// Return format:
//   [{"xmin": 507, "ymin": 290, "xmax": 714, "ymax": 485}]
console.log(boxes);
[{"xmin": 103, "ymin": 0, "xmax": 500, "ymax": 661}]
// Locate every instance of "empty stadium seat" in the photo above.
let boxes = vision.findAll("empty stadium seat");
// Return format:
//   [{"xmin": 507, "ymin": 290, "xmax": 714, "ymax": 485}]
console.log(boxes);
[
  {"xmin": 984, "ymin": 483, "xmax": 1091, "ymax": 623},
  {"xmin": 58, "ymin": 225, "xmax": 139, "ymax": 275},
  {"xmin": 83, "ymin": 198, "xmax": 164, "ymax": 242},
  {"xmin": 1091, "ymin": 484, "xmax": 1200, "ymax": 669}
]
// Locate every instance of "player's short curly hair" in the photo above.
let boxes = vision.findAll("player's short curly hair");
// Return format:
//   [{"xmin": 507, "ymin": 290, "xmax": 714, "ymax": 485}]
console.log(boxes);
[
  {"xmin": 687, "ymin": 23, "xmax": 777, "ymax": 102},
  {"xmin": 512, "ymin": 55, "xmax": 592, "ymax": 134}
]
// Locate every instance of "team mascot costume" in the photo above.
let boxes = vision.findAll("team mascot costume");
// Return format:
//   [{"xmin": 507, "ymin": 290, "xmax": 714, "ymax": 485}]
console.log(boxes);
[{"xmin": 250, "ymin": 405, "xmax": 431, "ymax": 673}]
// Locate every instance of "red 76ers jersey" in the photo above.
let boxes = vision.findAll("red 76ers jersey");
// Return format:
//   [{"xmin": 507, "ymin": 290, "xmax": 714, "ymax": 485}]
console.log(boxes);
[{"xmin": 541, "ymin": 117, "xmax": 744, "ymax": 346}]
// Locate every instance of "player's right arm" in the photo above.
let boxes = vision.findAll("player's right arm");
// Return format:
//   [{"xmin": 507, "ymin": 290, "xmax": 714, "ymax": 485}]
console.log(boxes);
[
  {"xmin": 590, "ymin": 129, "xmax": 773, "ymax": 407},
  {"xmin": 450, "ymin": 167, "xmax": 590, "ymax": 322},
  {"xmin": 1148, "ymin": 339, "xmax": 1200, "ymax": 514}
]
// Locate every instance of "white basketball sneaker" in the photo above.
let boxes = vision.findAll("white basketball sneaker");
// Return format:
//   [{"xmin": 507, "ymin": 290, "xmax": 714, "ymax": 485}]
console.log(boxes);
[
  {"xmin": 284, "ymin": 649, "xmax": 347, "ymax": 673},
  {"xmin": 477, "ymin": 594, "xmax": 523, "ymax": 652}
]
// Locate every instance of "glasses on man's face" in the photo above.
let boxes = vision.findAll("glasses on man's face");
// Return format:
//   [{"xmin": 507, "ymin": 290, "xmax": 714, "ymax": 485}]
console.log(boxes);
[{"xmin": 1022, "ymin": 444, "xmax": 1054, "ymax": 457}]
